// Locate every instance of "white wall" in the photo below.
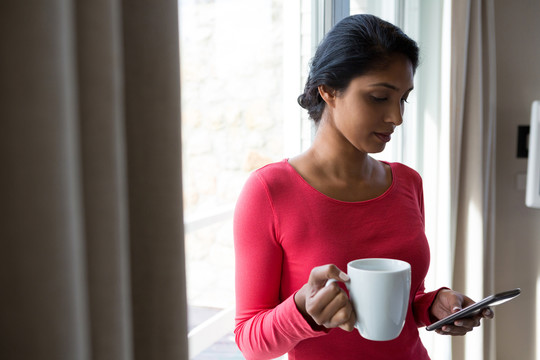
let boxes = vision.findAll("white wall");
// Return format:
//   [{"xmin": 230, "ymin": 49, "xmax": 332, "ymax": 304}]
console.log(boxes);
[{"xmin": 494, "ymin": 0, "xmax": 540, "ymax": 359}]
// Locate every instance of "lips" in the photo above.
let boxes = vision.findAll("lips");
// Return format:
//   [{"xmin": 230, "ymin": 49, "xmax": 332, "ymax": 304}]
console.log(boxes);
[{"xmin": 374, "ymin": 132, "xmax": 392, "ymax": 143}]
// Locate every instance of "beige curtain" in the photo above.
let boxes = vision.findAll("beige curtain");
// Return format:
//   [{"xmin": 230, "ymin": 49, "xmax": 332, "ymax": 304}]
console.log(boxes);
[
  {"xmin": 0, "ymin": 1, "xmax": 188, "ymax": 359},
  {"xmin": 450, "ymin": 0, "xmax": 497, "ymax": 359}
]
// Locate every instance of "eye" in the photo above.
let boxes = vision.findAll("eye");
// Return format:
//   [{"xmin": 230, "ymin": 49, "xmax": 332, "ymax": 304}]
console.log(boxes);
[
  {"xmin": 401, "ymin": 98, "xmax": 409, "ymax": 104},
  {"xmin": 371, "ymin": 96, "xmax": 388, "ymax": 102}
]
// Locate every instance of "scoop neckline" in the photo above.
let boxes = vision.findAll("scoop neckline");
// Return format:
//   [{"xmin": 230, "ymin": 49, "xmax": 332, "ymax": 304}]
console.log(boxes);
[{"xmin": 283, "ymin": 158, "xmax": 396, "ymax": 205}]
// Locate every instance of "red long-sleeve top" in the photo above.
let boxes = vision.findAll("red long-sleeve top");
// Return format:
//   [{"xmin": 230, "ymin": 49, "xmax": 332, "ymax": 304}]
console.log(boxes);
[{"xmin": 234, "ymin": 160, "xmax": 440, "ymax": 360}]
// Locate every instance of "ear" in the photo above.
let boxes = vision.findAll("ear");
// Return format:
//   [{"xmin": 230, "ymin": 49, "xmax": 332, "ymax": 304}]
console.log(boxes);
[{"xmin": 318, "ymin": 84, "xmax": 337, "ymax": 108}]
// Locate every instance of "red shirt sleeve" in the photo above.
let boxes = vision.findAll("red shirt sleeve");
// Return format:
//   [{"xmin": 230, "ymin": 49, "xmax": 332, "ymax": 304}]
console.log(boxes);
[
  {"xmin": 412, "ymin": 282, "xmax": 448, "ymax": 327},
  {"xmin": 233, "ymin": 172, "xmax": 326, "ymax": 359}
]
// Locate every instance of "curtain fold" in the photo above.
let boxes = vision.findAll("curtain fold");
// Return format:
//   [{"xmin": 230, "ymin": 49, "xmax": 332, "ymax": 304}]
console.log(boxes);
[
  {"xmin": 0, "ymin": 1, "xmax": 188, "ymax": 359},
  {"xmin": 76, "ymin": 1, "xmax": 133, "ymax": 359},
  {"xmin": 450, "ymin": 0, "xmax": 497, "ymax": 359},
  {"xmin": 122, "ymin": 1, "xmax": 187, "ymax": 358}
]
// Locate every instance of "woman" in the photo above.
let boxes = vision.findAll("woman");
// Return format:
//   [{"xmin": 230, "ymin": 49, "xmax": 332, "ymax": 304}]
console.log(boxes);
[{"xmin": 234, "ymin": 14, "xmax": 492, "ymax": 360}]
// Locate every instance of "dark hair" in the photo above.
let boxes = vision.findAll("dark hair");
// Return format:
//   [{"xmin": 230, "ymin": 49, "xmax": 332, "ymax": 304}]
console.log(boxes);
[{"xmin": 297, "ymin": 14, "xmax": 419, "ymax": 123}]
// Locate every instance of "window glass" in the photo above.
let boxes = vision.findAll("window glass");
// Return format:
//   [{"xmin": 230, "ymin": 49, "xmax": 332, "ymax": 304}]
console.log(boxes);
[
  {"xmin": 350, "ymin": 0, "xmax": 397, "ymax": 23},
  {"xmin": 182, "ymin": 0, "xmax": 293, "ymax": 308},
  {"xmin": 180, "ymin": 0, "xmax": 306, "ymax": 357}
]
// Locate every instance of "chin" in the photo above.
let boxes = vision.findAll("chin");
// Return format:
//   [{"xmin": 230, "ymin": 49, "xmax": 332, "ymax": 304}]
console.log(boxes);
[{"xmin": 368, "ymin": 145, "xmax": 387, "ymax": 154}]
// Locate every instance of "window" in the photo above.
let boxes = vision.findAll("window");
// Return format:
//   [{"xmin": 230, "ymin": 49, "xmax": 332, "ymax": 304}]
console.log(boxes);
[{"xmin": 180, "ymin": 0, "xmax": 306, "ymax": 357}]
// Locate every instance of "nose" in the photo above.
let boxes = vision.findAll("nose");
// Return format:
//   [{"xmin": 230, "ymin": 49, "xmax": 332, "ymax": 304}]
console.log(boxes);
[{"xmin": 385, "ymin": 102, "xmax": 404, "ymax": 126}]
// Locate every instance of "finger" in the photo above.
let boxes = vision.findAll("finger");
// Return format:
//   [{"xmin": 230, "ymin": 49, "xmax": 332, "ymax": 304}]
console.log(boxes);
[
  {"xmin": 324, "ymin": 301, "xmax": 354, "ymax": 330},
  {"xmin": 437, "ymin": 324, "xmax": 471, "ymax": 336},
  {"xmin": 305, "ymin": 280, "xmax": 346, "ymax": 322},
  {"xmin": 453, "ymin": 316, "xmax": 481, "ymax": 330},
  {"xmin": 319, "ymin": 290, "xmax": 352, "ymax": 327},
  {"xmin": 326, "ymin": 295, "xmax": 355, "ymax": 331},
  {"xmin": 445, "ymin": 292, "xmax": 465, "ymax": 315},
  {"xmin": 482, "ymin": 307, "xmax": 494, "ymax": 319},
  {"xmin": 452, "ymin": 307, "xmax": 493, "ymax": 330},
  {"xmin": 308, "ymin": 264, "xmax": 349, "ymax": 289},
  {"xmin": 337, "ymin": 309, "xmax": 356, "ymax": 332},
  {"xmin": 437, "ymin": 313, "xmax": 483, "ymax": 336},
  {"xmin": 325, "ymin": 278, "xmax": 338, "ymax": 288},
  {"xmin": 460, "ymin": 295, "xmax": 476, "ymax": 308}
]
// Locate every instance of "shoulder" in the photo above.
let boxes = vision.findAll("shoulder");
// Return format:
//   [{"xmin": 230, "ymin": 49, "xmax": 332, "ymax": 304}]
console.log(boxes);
[
  {"xmin": 239, "ymin": 159, "xmax": 293, "ymax": 198},
  {"xmin": 249, "ymin": 159, "xmax": 296, "ymax": 189},
  {"xmin": 254, "ymin": 159, "xmax": 290, "ymax": 176},
  {"xmin": 386, "ymin": 162, "xmax": 425, "ymax": 212},
  {"xmin": 235, "ymin": 160, "xmax": 297, "ymax": 227},
  {"xmin": 388, "ymin": 162, "xmax": 422, "ymax": 184}
]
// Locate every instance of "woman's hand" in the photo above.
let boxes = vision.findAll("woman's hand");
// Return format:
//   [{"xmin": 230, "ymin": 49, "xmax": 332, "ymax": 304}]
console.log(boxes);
[
  {"xmin": 430, "ymin": 289, "xmax": 494, "ymax": 336},
  {"xmin": 294, "ymin": 264, "xmax": 356, "ymax": 332}
]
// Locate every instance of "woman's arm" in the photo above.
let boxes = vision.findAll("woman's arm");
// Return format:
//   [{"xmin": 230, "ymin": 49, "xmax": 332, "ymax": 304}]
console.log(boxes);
[{"xmin": 233, "ymin": 173, "xmax": 326, "ymax": 359}]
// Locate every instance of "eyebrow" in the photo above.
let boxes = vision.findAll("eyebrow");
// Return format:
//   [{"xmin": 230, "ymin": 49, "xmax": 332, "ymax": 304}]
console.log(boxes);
[{"xmin": 369, "ymin": 82, "xmax": 414, "ymax": 92}]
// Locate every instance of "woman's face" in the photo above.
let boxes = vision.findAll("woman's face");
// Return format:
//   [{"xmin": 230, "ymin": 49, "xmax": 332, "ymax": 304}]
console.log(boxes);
[{"xmin": 328, "ymin": 54, "xmax": 414, "ymax": 154}]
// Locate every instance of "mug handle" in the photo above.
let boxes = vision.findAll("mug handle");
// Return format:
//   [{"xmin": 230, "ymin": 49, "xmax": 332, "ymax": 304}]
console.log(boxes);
[{"xmin": 324, "ymin": 278, "xmax": 350, "ymax": 290}]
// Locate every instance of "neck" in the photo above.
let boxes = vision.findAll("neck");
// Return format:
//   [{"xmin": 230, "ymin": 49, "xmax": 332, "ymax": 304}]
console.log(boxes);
[{"xmin": 307, "ymin": 120, "xmax": 375, "ymax": 182}]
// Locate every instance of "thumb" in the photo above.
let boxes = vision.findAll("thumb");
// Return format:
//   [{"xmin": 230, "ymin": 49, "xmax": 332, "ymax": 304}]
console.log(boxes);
[
  {"xmin": 310, "ymin": 264, "xmax": 349, "ymax": 288},
  {"xmin": 325, "ymin": 272, "xmax": 350, "ymax": 287},
  {"xmin": 328, "ymin": 264, "xmax": 350, "ymax": 282},
  {"xmin": 450, "ymin": 296, "xmax": 464, "ymax": 313},
  {"xmin": 441, "ymin": 290, "xmax": 464, "ymax": 313},
  {"xmin": 324, "ymin": 265, "xmax": 350, "ymax": 290},
  {"xmin": 325, "ymin": 264, "xmax": 350, "ymax": 284}
]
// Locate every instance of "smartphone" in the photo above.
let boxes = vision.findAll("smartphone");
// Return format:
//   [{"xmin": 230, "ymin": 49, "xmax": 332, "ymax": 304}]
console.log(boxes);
[{"xmin": 426, "ymin": 288, "xmax": 521, "ymax": 331}]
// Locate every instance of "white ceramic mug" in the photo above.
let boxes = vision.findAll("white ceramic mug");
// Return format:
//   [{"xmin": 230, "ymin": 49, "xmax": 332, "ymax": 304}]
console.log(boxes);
[{"xmin": 328, "ymin": 258, "xmax": 411, "ymax": 341}]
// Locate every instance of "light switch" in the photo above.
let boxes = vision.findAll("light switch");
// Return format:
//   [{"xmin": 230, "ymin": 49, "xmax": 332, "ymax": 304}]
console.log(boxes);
[{"xmin": 517, "ymin": 126, "xmax": 530, "ymax": 158}]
